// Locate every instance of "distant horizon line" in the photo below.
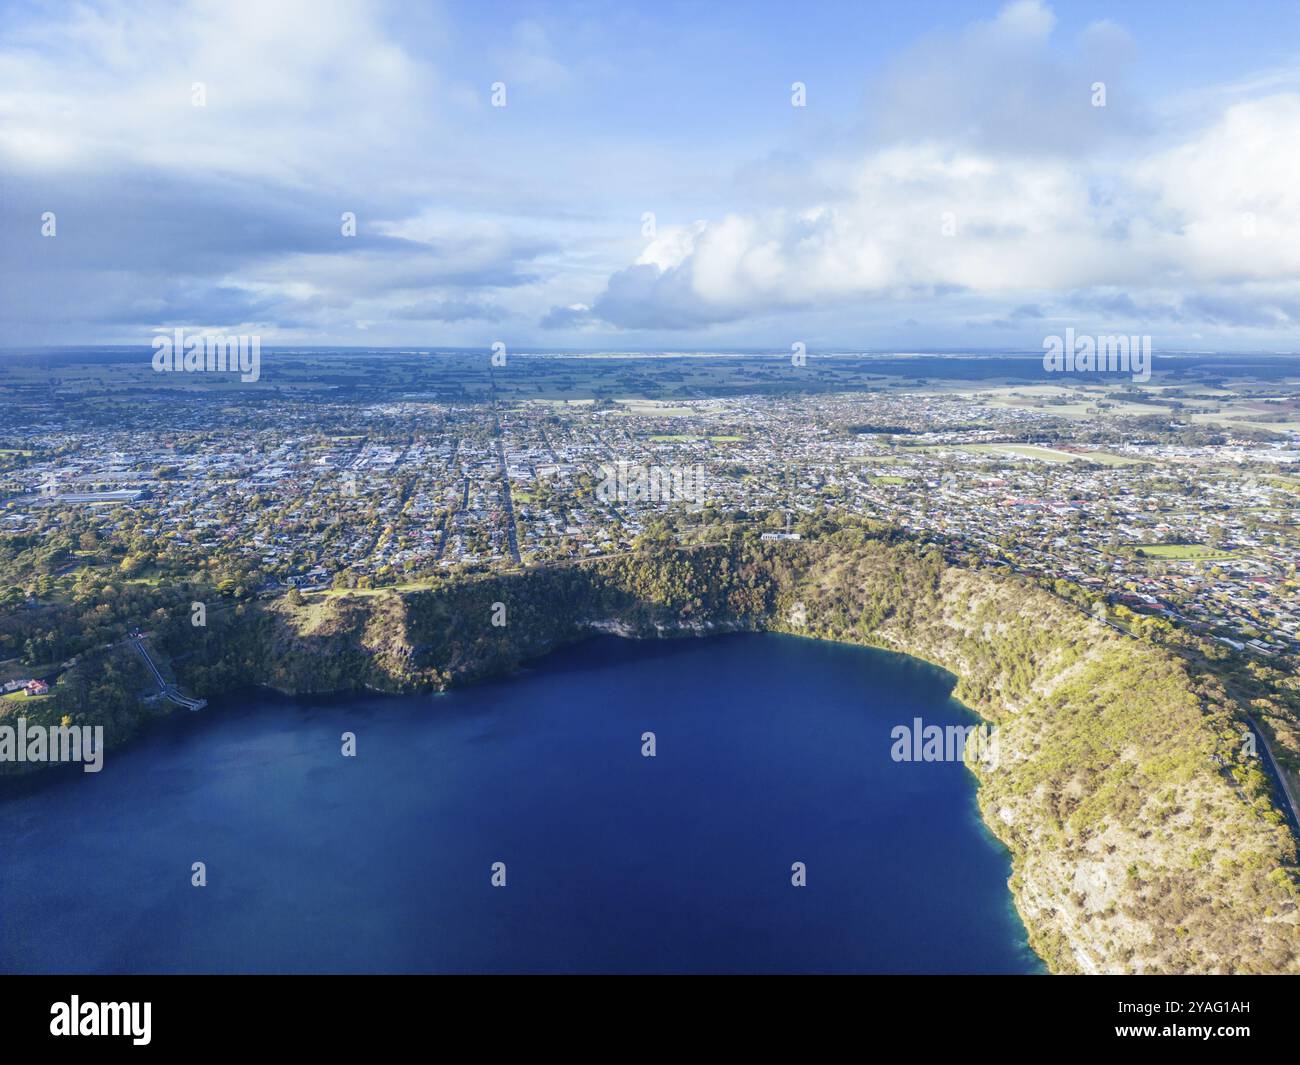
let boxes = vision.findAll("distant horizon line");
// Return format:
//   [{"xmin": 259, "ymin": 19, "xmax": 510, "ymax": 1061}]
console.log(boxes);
[{"xmin": 3, "ymin": 345, "xmax": 1300, "ymax": 358}]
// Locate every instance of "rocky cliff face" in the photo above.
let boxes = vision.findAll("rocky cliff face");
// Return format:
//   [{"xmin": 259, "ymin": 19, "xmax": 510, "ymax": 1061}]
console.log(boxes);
[
  {"xmin": 169, "ymin": 533, "xmax": 1298, "ymax": 974},
  {"xmin": 811, "ymin": 564, "xmax": 1298, "ymax": 974}
]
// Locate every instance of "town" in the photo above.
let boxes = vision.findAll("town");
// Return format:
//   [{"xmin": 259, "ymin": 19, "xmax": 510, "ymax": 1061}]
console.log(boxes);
[{"xmin": 1, "ymin": 348, "xmax": 1297, "ymax": 689}]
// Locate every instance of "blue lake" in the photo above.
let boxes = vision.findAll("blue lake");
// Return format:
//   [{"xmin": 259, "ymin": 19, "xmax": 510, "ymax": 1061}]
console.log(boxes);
[{"xmin": 0, "ymin": 633, "xmax": 1043, "ymax": 974}]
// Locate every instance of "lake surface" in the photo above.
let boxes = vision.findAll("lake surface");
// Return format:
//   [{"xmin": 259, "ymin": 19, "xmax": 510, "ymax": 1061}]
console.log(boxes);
[{"xmin": 0, "ymin": 633, "xmax": 1042, "ymax": 974}]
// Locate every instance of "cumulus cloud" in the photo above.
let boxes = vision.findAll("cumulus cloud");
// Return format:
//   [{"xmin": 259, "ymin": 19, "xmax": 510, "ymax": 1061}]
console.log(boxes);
[
  {"xmin": 554, "ymin": 2, "xmax": 1300, "ymax": 340},
  {"xmin": 1134, "ymin": 95, "xmax": 1300, "ymax": 283},
  {"xmin": 0, "ymin": 0, "xmax": 436, "ymax": 186}
]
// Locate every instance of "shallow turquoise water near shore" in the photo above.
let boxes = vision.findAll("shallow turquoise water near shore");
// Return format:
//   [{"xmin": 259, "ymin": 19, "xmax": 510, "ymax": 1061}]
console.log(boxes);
[{"xmin": 0, "ymin": 633, "xmax": 1043, "ymax": 973}]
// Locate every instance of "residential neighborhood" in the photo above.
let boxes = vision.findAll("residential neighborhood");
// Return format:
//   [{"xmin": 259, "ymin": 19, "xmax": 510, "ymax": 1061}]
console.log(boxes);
[{"xmin": 2, "ymin": 350, "xmax": 1297, "ymax": 663}]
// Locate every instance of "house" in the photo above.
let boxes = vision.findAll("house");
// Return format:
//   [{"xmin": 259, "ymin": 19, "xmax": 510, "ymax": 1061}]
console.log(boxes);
[{"xmin": 25, "ymin": 679, "xmax": 49, "ymax": 696}]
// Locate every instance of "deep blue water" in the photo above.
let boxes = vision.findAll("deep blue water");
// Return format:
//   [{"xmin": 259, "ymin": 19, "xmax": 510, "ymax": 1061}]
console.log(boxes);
[{"xmin": 0, "ymin": 634, "xmax": 1042, "ymax": 974}]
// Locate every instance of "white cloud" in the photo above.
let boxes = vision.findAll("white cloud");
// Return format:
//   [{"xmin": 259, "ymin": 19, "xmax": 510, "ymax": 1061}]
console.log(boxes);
[
  {"xmin": 4, "ymin": 0, "xmax": 1300, "ymax": 346},
  {"xmin": 0, "ymin": 0, "xmax": 442, "ymax": 188},
  {"xmin": 1136, "ymin": 95, "xmax": 1300, "ymax": 283},
  {"xmin": 565, "ymin": 4, "xmax": 1300, "ymax": 337}
]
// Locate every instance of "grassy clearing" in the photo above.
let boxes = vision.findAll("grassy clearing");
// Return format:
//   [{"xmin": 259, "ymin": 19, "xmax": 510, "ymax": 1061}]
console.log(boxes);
[
  {"xmin": 849, "ymin": 454, "xmax": 910, "ymax": 465},
  {"xmin": 1131, "ymin": 543, "xmax": 1240, "ymax": 561},
  {"xmin": 308, "ymin": 580, "xmax": 442, "ymax": 601},
  {"xmin": 2, "ymin": 690, "xmax": 49, "ymax": 703},
  {"xmin": 908, "ymin": 443, "xmax": 1076, "ymax": 462},
  {"xmin": 919, "ymin": 443, "xmax": 1146, "ymax": 465},
  {"xmin": 0, "ymin": 659, "xmax": 61, "ymax": 684},
  {"xmin": 1078, "ymin": 451, "xmax": 1148, "ymax": 466},
  {"xmin": 518, "ymin": 398, "xmax": 596, "ymax": 408},
  {"xmin": 1188, "ymin": 409, "xmax": 1300, "ymax": 434},
  {"xmin": 614, "ymin": 400, "xmax": 694, "ymax": 416},
  {"xmin": 1263, "ymin": 476, "xmax": 1300, "ymax": 495}
]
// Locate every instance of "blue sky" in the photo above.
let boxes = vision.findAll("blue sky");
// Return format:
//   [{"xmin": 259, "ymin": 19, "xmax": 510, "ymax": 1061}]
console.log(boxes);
[{"xmin": 3, "ymin": 0, "xmax": 1300, "ymax": 350}]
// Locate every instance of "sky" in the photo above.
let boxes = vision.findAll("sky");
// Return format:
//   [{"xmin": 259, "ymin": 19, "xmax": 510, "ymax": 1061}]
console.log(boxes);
[{"xmin": 2, "ymin": 0, "xmax": 1300, "ymax": 351}]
